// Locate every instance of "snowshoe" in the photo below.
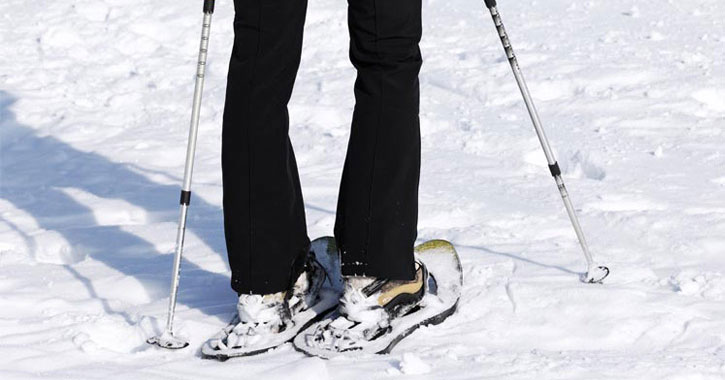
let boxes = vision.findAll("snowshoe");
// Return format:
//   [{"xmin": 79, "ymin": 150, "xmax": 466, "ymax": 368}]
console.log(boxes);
[
  {"xmin": 293, "ymin": 239, "xmax": 462, "ymax": 358},
  {"xmin": 201, "ymin": 237, "xmax": 343, "ymax": 360}
]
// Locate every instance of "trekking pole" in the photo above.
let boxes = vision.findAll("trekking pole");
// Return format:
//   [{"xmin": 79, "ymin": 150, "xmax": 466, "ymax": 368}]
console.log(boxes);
[
  {"xmin": 482, "ymin": 0, "xmax": 609, "ymax": 283},
  {"xmin": 147, "ymin": 0, "xmax": 216, "ymax": 349}
]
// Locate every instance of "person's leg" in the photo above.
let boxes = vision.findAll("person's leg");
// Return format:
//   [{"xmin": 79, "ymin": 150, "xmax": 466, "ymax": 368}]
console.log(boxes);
[
  {"xmin": 222, "ymin": 0, "xmax": 310, "ymax": 295},
  {"xmin": 335, "ymin": 0, "xmax": 423, "ymax": 280}
]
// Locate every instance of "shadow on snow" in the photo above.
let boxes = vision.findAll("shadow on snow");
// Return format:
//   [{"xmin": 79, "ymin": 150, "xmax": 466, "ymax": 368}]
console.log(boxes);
[{"xmin": 0, "ymin": 90, "xmax": 236, "ymax": 327}]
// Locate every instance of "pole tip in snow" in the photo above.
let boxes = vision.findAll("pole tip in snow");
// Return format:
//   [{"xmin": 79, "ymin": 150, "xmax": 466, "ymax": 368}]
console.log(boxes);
[
  {"xmin": 484, "ymin": 0, "xmax": 497, "ymax": 8},
  {"xmin": 147, "ymin": 331, "xmax": 190, "ymax": 349},
  {"xmin": 582, "ymin": 265, "xmax": 610, "ymax": 284}
]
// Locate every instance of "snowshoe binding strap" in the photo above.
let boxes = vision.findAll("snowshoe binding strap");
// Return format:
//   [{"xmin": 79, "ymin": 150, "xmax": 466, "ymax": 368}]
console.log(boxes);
[
  {"xmin": 211, "ymin": 293, "xmax": 289, "ymax": 351},
  {"xmin": 288, "ymin": 252, "xmax": 327, "ymax": 315},
  {"xmin": 302, "ymin": 261, "xmax": 428, "ymax": 353}
]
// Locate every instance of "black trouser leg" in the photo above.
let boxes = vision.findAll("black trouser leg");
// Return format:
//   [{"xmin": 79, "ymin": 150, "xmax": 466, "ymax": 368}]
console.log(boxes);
[
  {"xmin": 222, "ymin": 0, "xmax": 310, "ymax": 295},
  {"xmin": 335, "ymin": 0, "xmax": 423, "ymax": 280}
]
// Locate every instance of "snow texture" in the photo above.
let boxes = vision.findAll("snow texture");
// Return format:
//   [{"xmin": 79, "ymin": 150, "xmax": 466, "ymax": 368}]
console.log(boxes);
[{"xmin": 1, "ymin": 0, "xmax": 724, "ymax": 379}]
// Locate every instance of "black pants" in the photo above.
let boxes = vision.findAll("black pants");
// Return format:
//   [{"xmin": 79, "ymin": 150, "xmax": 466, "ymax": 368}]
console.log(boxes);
[{"xmin": 222, "ymin": 0, "xmax": 422, "ymax": 294}]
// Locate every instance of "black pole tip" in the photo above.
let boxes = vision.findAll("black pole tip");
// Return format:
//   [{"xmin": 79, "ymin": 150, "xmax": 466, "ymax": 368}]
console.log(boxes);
[
  {"xmin": 204, "ymin": 0, "xmax": 215, "ymax": 14},
  {"xmin": 484, "ymin": 0, "xmax": 497, "ymax": 8}
]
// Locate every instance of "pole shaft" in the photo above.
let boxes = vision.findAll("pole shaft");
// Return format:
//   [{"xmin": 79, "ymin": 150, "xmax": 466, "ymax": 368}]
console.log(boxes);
[
  {"xmin": 181, "ymin": 12, "xmax": 212, "ymax": 193},
  {"xmin": 165, "ymin": 205, "xmax": 189, "ymax": 332},
  {"xmin": 163, "ymin": 11, "xmax": 213, "ymax": 335},
  {"xmin": 488, "ymin": 6, "xmax": 594, "ymax": 267}
]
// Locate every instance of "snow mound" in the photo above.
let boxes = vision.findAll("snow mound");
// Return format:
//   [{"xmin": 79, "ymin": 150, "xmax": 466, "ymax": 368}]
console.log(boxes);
[
  {"xmin": 32, "ymin": 229, "xmax": 87, "ymax": 264},
  {"xmin": 397, "ymin": 353, "xmax": 432, "ymax": 375}
]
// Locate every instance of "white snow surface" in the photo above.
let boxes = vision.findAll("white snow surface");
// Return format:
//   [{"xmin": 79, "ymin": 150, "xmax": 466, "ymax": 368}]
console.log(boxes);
[{"xmin": 1, "ymin": 0, "xmax": 724, "ymax": 378}]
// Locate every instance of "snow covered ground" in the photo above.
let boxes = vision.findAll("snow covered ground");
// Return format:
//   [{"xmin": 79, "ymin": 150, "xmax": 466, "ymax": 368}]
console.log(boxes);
[{"xmin": 1, "ymin": 0, "xmax": 724, "ymax": 378}]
